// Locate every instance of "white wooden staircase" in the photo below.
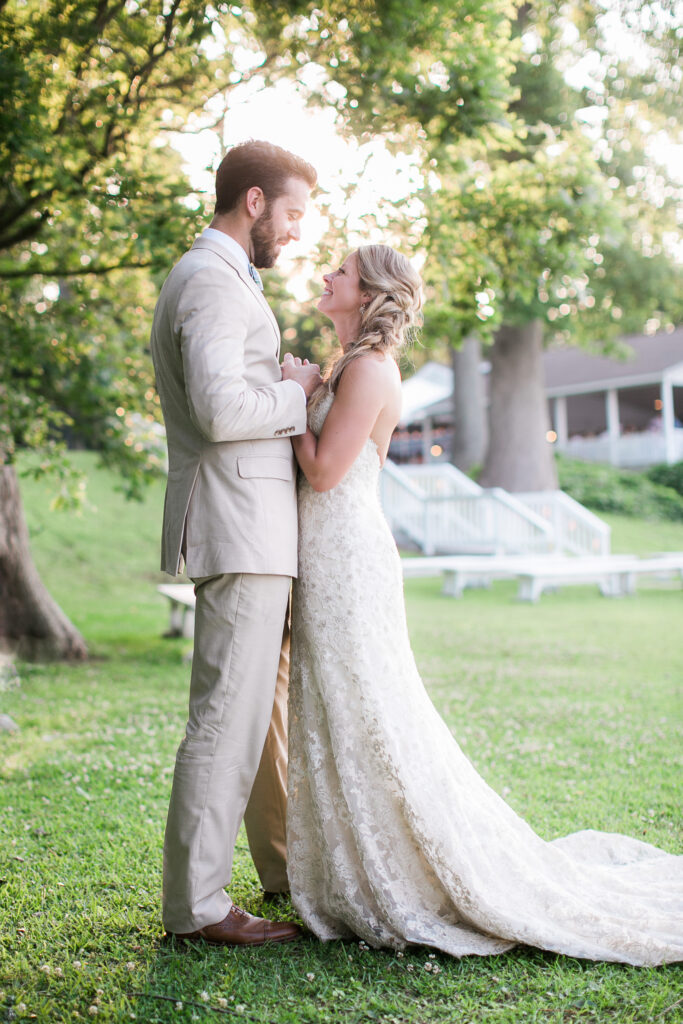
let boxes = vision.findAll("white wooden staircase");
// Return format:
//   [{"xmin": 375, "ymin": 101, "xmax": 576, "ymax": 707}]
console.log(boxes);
[{"xmin": 380, "ymin": 461, "xmax": 610, "ymax": 557}]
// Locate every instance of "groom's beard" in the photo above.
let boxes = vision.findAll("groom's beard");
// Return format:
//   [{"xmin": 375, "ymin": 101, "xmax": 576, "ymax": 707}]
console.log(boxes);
[{"xmin": 251, "ymin": 203, "xmax": 278, "ymax": 268}]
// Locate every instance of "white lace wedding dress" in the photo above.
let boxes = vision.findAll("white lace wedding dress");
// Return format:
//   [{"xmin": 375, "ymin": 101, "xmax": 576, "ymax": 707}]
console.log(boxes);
[{"xmin": 287, "ymin": 394, "xmax": 683, "ymax": 965}]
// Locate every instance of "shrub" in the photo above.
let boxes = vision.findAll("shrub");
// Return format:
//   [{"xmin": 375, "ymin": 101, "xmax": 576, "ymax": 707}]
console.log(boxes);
[
  {"xmin": 647, "ymin": 461, "xmax": 683, "ymax": 498},
  {"xmin": 556, "ymin": 456, "xmax": 683, "ymax": 521}
]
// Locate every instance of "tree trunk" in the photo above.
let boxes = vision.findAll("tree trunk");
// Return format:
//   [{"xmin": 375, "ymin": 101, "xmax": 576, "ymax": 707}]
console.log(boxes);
[
  {"xmin": 0, "ymin": 464, "xmax": 87, "ymax": 660},
  {"xmin": 450, "ymin": 336, "xmax": 487, "ymax": 472},
  {"xmin": 479, "ymin": 320, "xmax": 558, "ymax": 492}
]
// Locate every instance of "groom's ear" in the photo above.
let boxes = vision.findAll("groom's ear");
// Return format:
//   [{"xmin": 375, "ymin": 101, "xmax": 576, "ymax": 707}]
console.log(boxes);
[{"xmin": 245, "ymin": 186, "xmax": 266, "ymax": 220}]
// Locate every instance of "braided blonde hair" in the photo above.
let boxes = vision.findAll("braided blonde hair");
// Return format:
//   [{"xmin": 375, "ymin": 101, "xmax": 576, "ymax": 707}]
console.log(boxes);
[{"xmin": 309, "ymin": 244, "xmax": 423, "ymax": 412}]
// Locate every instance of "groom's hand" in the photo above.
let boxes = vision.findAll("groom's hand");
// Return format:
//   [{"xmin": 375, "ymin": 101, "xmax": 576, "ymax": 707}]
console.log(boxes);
[{"xmin": 281, "ymin": 352, "xmax": 322, "ymax": 399}]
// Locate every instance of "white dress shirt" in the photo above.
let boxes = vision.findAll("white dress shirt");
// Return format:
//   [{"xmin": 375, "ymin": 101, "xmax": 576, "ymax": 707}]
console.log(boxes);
[{"xmin": 200, "ymin": 227, "xmax": 251, "ymax": 272}]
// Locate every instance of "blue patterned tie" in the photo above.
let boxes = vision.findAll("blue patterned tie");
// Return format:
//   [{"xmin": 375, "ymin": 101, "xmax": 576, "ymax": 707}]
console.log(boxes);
[{"xmin": 248, "ymin": 263, "xmax": 263, "ymax": 290}]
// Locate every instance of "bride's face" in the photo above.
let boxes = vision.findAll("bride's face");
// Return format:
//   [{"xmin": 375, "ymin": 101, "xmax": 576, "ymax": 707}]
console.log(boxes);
[{"xmin": 317, "ymin": 252, "xmax": 370, "ymax": 318}]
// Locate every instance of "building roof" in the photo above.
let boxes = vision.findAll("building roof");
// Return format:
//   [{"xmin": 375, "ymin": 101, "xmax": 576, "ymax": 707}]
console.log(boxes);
[
  {"xmin": 543, "ymin": 328, "xmax": 683, "ymax": 396},
  {"xmin": 399, "ymin": 329, "xmax": 683, "ymax": 423}
]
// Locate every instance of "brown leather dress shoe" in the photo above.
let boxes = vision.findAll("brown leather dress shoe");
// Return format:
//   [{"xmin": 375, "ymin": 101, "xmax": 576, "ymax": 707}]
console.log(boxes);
[{"xmin": 166, "ymin": 904, "xmax": 301, "ymax": 947}]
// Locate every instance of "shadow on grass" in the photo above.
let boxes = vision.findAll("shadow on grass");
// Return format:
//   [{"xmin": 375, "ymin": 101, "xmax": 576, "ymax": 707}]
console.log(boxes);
[
  {"xmin": 129, "ymin": 904, "xmax": 654, "ymax": 1024},
  {"xmin": 137, "ymin": 918, "xmax": 683, "ymax": 1023},
  {"xmin": 83, "ymin": 636, "xmax": 190, "ymax": 666}
]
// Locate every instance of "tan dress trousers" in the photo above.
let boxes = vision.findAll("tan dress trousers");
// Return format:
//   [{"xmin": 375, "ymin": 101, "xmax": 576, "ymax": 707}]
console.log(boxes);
[{"xmin": 162, "ymin": 572, "xmax": 291, "ymax": 933}]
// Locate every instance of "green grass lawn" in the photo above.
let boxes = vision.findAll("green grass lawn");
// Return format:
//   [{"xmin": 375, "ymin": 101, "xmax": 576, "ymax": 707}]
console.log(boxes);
[{"xmin": 1, "ymin": 454, "xmax": 682, "ymax": 1023}]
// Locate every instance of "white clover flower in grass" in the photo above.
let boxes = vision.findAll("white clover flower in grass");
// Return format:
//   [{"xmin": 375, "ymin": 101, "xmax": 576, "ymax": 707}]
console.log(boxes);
[
  {"xmin": 424, "ymin": 962, "xmax": 433, "ymax": 971},
  {"xmin": 217, "ymin": 998, "xmax": 228, "ymax": 1008},
  {"xmin": 73, "ymin": 961, "xmax": 82, "ymax": 969},
  {"xmin": 16, "ymin": 1004, "xmax": 27, "ymax": 1015},
  {"xmin": 200, "ymin": 991, "xmax": 210, "ymax": 1002},
  {"xmin": 306, "ymin": 972, "xmax": 315, "ymax": 982},
  {"xmin": 54, "ymin": 967, "xmax": 63, "ymax": 977},
  {"xmin": 235, "ymin": 1005, "xmax": 246, "ymax": 1014},
  {"xmin": 39, "ymin": 964, "xmax": 51, "ymax": 973},
  {"xmin": 88, "ymin": 1008, "xmax": 98, "ymax": 1017},
  {"xmin": 126, "ymin": 962, "xmax": 136, "ymax": 972}
]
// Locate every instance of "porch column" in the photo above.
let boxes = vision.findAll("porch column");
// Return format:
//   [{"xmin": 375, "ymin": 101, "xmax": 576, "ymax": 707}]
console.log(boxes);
[
  {"xmin": 553, "ymin": 396, "xmax": 568, "ymax": 448},
  {"xmin": 605, "ymin": 389, "xmax": 621, "ymax": 466},
  {"xmin": 421, "ymin": 415, "xmax": 433, "ymax": 463},
  {"xmin": 661, "ymin": 375, "xmax": 676, "ymax": 465}
]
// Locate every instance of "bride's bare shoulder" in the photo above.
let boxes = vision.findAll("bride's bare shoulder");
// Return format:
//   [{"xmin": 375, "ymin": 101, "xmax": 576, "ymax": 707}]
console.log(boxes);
[{"xmin": 341, "ymin": 351, "xmax": 401, "ymax": 394}]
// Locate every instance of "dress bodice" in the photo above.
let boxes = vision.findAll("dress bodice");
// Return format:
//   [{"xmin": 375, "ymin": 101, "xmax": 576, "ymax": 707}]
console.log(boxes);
[
  {"xmin": 296, "ymin": 392, "xmax": 393, "ymax": 572},
  {"xmin": 303, "ymin": 391, "xmax": 382, "ymax": 499}
]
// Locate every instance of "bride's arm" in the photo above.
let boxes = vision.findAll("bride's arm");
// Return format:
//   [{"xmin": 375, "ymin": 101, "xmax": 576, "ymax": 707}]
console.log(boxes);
[{"xmin": 292, "ymin": 356, "xmax": 389, "ymax": 492}]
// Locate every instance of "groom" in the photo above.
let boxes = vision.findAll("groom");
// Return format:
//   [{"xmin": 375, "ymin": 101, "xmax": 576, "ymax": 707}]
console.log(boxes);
[{"xmin": 150, "ymin": 140, "xmax": 320, "ymax": 945}]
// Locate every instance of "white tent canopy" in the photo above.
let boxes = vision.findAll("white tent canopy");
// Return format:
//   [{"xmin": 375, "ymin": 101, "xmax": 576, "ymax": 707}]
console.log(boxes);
[{"xmin": 399, "ymin": 362, "xmax": 454, "ymax": 427}]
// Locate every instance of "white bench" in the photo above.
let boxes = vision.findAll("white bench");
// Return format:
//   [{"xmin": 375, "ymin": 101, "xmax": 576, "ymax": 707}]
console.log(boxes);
[
  {"xmin": 401, "ymin": 553, "xmax": 683, "ymax": 602},
  {"xmin": 157, "ymin": 583, "xmax": 196, "ymax": 637},
  {"xmin": 157, "ymin": 555, "xmax": 683, "ymax": 632}
]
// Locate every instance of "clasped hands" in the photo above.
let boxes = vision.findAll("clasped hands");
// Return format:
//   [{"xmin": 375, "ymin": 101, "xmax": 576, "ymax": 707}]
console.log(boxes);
[{"xmin": 281, "ymin": 352, "xmax": 322, "ymax": 399}]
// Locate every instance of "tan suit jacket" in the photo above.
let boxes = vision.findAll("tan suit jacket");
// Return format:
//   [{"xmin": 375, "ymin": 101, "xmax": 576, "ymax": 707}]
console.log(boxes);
[{"xmin": 150, "ymin": 237, "xmax": 307, "ymax": 578}]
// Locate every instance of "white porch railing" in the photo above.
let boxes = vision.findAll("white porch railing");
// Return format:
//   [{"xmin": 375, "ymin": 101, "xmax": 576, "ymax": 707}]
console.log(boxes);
[
  {"xmin": 380, "ymin": 463, "xmax": 431, "ymax": 550},
  {"xmin": 515, "ymin": 491, "xmax": 611, "ymax": 556},
  {"xmin": 558, "ymin": 428, "xmax": 683, "ymax": 468},
  {"xmin": 399, "ymin": 461, "xmax": 482, "ymax": 496},
  {"xmin": 380, "ymin": 460, "xmax": 611, "ymax": 558},
  {"xmin": 380, "ymin": 461, "xmax": 555, "ymax": 556}
]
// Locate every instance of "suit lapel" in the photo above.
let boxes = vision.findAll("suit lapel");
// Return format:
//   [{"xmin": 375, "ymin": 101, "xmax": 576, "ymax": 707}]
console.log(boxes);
[{"xmin": 190, "ymin": 238, "xmax": 281, "ymax": 350}]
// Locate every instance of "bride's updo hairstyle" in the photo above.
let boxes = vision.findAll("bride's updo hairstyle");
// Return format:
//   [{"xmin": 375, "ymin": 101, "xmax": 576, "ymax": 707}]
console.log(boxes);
[{"xmin": 311, "ymin": 244, "xmax": 422, "ymax": 411}]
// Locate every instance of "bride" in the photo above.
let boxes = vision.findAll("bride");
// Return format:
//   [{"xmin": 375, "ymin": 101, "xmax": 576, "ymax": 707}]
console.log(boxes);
[{"xmin": 283, "ymin": 244, "xmax": 683, "ymax": 965}]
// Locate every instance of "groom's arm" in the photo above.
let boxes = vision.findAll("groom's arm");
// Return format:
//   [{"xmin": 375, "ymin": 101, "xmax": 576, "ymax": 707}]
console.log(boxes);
[{"xmin": 177, "ymin": 265, "xmax": 310, "ymax": 443}]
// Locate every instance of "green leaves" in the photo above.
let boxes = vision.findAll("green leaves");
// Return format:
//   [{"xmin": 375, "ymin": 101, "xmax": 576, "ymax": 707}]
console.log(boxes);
[
  {"xmin": 0, "ymin": 0, "xmax": 225, "ymax": 263},
  {"xmin": 250, "ymin": 0, "xmax": 518, "ymax": 149},
  {"xmin": 418, "ymin": 0, "xmax": 683, "ymax": 351},
  {"xmin": 0, "ymin": 0, "xmax": 235, "ymax": 488},
  {"xmin": 420, "ymin": 131, "xmax": 611, "ymax": 345}
]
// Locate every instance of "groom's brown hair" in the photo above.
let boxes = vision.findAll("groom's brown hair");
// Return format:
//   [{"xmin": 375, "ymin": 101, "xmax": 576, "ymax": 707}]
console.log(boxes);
[{"xmin": 214, "ymin": 140, "xmax": 317, "ymax": 214}]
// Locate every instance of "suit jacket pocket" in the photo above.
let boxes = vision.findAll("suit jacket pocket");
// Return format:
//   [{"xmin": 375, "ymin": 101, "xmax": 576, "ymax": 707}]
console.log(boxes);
[{"xmin": 236, "ymin": 455, "xmax": 294, "ymax": 481}]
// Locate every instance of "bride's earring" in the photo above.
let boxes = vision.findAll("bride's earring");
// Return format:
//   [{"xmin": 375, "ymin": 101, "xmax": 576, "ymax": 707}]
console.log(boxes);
[{"xmin": 359, "ymin": 304, "xmax": 367, "ymax": 314}]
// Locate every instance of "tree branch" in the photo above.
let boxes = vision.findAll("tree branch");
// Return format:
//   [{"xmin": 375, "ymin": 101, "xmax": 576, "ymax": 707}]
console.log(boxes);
[
  {"xmin": 0, "ymin": 259, "xmax": 157, "ymax": 280},
  {"xmin": 0, "ymin": 214, "xmax": 51, "ymax": 253}
]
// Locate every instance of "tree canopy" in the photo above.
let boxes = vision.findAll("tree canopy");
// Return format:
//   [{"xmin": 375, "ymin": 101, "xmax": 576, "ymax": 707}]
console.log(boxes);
[
  {"xmin": 0, "ymin": 0, "xmax": 518, "ymax": 657},
  {"xmin": 0, "ymin": 0, "xmax": 519, "ymax": 485},
  {"xmin": 0, "ymin": 0, "xmax": 239, "ymax": 495}
]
